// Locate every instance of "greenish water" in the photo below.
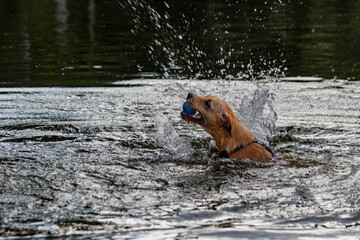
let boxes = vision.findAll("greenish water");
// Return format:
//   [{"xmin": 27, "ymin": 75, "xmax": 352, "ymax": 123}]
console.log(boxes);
[{"xmin": 0, "ymin": 0, "xmax": 359, "ymax": 86}]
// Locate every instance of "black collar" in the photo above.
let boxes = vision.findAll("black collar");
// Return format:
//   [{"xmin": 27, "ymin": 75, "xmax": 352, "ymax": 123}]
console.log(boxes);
[{"xmin": 219, "ymin": 138, "xmax": 276, "ymax": 158}]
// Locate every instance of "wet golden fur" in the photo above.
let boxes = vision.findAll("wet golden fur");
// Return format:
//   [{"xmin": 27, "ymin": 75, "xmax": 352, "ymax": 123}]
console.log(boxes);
[{"xmin": 183, "ymin": 94, "xmax": 272, "ymax": 162}]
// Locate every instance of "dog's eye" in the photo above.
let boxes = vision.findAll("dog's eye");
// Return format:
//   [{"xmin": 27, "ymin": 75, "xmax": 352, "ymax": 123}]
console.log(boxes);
[{"xmin": 205, "ymin": 100, "xmax": 211, "ymax": 108}]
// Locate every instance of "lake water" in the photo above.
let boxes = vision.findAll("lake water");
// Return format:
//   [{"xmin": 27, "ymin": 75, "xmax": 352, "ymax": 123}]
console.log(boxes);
[
  {"xmin": 0, "ymin": 0, "xmax": 360, "ymax": 239},
  {"xmin": 1, "ymin": 79, "xmax": 359, "ymax": 239}
]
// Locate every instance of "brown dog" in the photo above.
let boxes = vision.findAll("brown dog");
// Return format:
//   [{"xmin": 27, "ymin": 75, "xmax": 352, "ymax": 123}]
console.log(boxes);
[{"xmin": 181, "ymin": 93, "xmax": 275, "ymax": 162}]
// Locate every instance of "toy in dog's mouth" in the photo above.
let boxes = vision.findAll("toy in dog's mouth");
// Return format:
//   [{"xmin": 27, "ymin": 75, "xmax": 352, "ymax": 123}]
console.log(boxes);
[{"xmin": 181, "ymin": 101, "xmax": 204, "ymax": 124}]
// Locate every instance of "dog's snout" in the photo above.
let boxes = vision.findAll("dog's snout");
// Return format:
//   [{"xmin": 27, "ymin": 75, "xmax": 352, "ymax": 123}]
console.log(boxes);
[{"xmin": 187, "ymin": 92, "xmax": 194, "ymax": 100}]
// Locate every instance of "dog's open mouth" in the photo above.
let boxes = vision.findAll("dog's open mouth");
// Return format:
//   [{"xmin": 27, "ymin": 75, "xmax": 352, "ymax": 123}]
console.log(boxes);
[{"xmin": 181, "ymin": 102, "xmax": 204, "ymax": 124}]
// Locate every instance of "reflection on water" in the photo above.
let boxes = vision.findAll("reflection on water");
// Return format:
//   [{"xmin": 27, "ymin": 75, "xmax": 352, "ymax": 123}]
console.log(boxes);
[
  {"xmin": 0, "ymin": 0, "xmax": 359, "ymax": 86},
  {"xmin": 0, "ymin": 79, "xmax": 359, "ymax": 239}
]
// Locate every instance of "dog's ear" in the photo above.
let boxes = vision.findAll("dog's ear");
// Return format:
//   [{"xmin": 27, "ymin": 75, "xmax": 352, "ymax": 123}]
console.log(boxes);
[{"xmin": 221, "ymin": 113, "xmax": 232, "ymax": 135}]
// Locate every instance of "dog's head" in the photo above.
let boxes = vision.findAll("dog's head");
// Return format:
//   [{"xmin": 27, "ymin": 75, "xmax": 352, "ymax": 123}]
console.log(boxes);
[{"xmin": 181, "ymin": 92, "xmax": 234, "ymax": 136}]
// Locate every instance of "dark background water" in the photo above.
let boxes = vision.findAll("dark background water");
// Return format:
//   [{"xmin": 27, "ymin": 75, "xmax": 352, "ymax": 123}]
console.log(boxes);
[{"xmin": 0, "ymin": 0, "xmax": 359, "ymax": 86}]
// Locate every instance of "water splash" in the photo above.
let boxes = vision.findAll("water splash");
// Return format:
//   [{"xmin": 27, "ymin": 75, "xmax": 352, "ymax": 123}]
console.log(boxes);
[
  {"xmin": 237, "ymin": 81, "xmax": 278, "ymax": 144},
  {"xmin": 155, "ymin": 112, "xmax": 194, "ymax": 160},
  {"xmin": 120, "ymin": 0, "xmax": 287, "ymax": 80}
]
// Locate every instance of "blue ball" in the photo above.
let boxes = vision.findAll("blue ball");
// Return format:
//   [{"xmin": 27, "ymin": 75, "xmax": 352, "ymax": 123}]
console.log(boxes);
[{"xmin": 183, "ymin": 102, "xmax": 196, "ymax": 115}]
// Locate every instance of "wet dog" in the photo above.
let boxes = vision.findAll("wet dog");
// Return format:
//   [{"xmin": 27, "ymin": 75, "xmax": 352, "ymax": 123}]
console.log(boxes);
[{"xmin": 181, "ymin": 93, "xmax": 275, "ymax": 162}]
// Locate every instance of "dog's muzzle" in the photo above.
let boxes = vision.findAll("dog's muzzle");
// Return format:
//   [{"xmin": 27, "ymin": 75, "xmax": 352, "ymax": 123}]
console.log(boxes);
[{"xmin": 181, "ymin": 93, "xmax": 204, "ymax": 124}]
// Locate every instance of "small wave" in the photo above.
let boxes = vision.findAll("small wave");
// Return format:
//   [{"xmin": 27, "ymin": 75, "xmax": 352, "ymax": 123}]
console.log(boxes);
[
  {"xmin": 1, "ymin": 135, "xmax": 77, "ymax": 143},
  {"xmin": 111, "ymin": 82, "xmax": 149, "ymax": 87},
  {"xmin": 280, "ymin": 76, "xmax": 323, "ymax": 82},
  {"xmin": 0, "ymin": 124, "xmax": 105, "ymax": 134}
]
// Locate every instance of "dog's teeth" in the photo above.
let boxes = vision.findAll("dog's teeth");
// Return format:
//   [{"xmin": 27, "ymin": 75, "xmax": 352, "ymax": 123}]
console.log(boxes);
[{"xmin": 193, "ymin": 111, "xmax": 201, "ymax": 118}]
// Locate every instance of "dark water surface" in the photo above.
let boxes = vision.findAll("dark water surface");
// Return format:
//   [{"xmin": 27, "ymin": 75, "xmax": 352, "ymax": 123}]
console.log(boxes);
[
  {"xmin": 0, "ymin": 0, "xmax": 360, "ymax": 86},
  {"xmin": 0, "ymin": 79, "xmax": 359, "ymax": 239}
]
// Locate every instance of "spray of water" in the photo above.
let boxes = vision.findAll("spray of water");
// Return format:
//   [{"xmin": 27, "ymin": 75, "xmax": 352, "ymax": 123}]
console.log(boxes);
[
  {"xmin": 237, "ymin": 81, "xmax": 278, "ymax": 144},
  {"xmin": 120, "ymin": 0, "xmax": 287, "ymax": 80},
  {"xmin": 155, "ymin": 112, "xmax": 194, "ymax": 160}
]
